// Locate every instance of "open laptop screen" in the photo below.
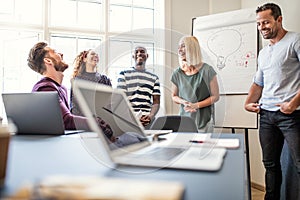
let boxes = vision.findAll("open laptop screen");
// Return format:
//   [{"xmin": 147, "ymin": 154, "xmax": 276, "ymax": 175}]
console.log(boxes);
[
  {"xmin": 73, "ymin": 80, "xmax": 149, "ymax": 150},
  {"xmin": 2, "ymin": 92, "xmax": 66, "ymax": 135}
]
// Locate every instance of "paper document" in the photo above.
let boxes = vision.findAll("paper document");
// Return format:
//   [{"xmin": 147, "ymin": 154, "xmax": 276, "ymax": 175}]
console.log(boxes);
[
  {"xmin": 144, "ymin": 129, "xmax": 173, "ymax": 136},
  {"xmin": 159, "ymin": 133, "xmax": 240, "ymax": 149}
]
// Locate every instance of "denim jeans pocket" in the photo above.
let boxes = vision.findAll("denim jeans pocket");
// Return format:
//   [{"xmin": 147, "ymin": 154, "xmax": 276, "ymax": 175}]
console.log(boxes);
[{"xmin": 259, "ymin": 109, "xmax": 265, "ymax": 115}]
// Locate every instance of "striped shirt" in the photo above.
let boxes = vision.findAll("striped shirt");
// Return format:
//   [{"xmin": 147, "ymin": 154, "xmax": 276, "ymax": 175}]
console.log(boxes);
[{"xmin": 117, "ymin": 67, "xmax": 160, "ymax": 115}]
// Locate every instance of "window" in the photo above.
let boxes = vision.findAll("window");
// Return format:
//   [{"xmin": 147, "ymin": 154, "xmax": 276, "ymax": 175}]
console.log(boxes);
[
  {"xmin": 50, "ymin": 34, "xmax": 102, "ymax": 89},
  {"xmin": 0, "ymin": 0, "xmax": 164, "ymax": 118},
  {"xmin": 108, "ymin": 39, "xmax": 155, "ymax": 87},
  {"xmin": 50, "ymin": 0, "xmax": 103, "ymax": 30},
  {"xmin": 0, "ymin": 30, "xmax": 42, "ymax": 93},
  {"xmin": 109, "ymin": 0, "xmax": 154, "ymax": 33},
  {"xmin": 0, "ymin": 0, "xmax": 43, "ymax": 25}
]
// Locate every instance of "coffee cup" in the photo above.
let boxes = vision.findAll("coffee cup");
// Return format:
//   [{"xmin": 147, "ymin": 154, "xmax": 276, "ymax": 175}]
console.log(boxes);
[{"xmin": 0, "ymin": 126, "xmax": 11, "ymax": 187}]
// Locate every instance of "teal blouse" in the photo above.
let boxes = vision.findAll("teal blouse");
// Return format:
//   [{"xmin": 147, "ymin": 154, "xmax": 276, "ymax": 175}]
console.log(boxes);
[{"xmin": 171, "ymin": 63, "xmax": 217, "ymax": 129}]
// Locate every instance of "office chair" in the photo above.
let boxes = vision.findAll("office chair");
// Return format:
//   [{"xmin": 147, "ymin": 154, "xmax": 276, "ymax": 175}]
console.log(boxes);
[{"xmin": 149, "ymin": 115, "xmax": 198, "ymax": 133}]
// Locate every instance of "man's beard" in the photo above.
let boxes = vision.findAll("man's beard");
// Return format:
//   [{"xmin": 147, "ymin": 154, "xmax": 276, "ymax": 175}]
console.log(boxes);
[
  {"xmin": 136, "ymin": 57, "xmax": 146, "ymax": 65},
  {"xmin": 261, "ymin": 25, "xmax": 279, "ymax": 40},
  {"xmin": 261, "ymin": 29, "xmax": 276, "ymax": 39},
  {"xmin": 55, "ymin": 62, "xmax": 68, "ymax": 72},
  {"xmin": 136, "ymin": 60, "xmax": 145, "ymax": 65},
  {"xmin": 51, "ymin": 58, "xmax": 69, "ymax": 72}
]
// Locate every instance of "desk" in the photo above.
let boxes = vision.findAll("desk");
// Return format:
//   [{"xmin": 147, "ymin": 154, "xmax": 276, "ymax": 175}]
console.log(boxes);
[{"xmin": 1, "ymin": 133, "xmax": 248, "ymax": 200}]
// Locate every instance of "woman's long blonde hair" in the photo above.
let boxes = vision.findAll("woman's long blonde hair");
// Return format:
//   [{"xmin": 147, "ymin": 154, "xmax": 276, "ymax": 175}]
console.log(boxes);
[{"xmin": 179, "ymin": 36, "xmax": 202, "ymax": 67}]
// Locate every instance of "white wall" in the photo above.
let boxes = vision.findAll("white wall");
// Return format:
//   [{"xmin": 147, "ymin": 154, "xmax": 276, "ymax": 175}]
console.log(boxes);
[
  {"xmin": 167, "ymin": 0, "xmax": 300, "ymax": 188},
  {"xmin": 164, "ymin": 0, "xmax": 210, "ymax": 116},
  {"xmin": 242, "ymin": 0, "xmax": 300, "ymax": 32}
]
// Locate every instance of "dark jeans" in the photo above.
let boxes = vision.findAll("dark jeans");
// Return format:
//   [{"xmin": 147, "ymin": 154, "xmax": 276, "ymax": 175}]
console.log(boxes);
[
  {"xmin": 281, "ymin": 141, "xmax": 300, "ymax": 200},
  {"xmin": 259, "ymin": 109, "xmax": 300, "ymax": 200}
]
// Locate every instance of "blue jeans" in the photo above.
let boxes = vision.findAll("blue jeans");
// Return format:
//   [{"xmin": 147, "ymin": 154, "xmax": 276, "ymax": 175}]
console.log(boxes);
[{"xmin": 259, "ymin": 109, "xmax": 300, "ymax": 200}]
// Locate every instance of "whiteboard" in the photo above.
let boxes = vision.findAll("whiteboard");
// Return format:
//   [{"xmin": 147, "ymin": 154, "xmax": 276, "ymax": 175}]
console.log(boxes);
[
  {"xmin": 214, "ymin": 95, "xmax": 258, "ymax": 129},
  {"xmin": 192, "ymin": 8, "xmax": 258, "ymax": 94},
  {"xmin": 192, "ymin": 9, "xmax": 258, "ymax": 128}
]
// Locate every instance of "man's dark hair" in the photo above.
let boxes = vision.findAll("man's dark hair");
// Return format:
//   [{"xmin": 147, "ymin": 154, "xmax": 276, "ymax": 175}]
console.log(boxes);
[
  {"xmin": 27, "ymin": 42, "xmax": 48, "ymax": 75},
  {"xmin": 256, "ymin": 3, "xmax": 282, "ymax": 20}
]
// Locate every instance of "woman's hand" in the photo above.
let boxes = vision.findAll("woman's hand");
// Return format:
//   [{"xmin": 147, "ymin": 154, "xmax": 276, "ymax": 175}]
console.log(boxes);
[{"xmin": 184, "ymin": 102, "xmax": 198, "ymax": 113}]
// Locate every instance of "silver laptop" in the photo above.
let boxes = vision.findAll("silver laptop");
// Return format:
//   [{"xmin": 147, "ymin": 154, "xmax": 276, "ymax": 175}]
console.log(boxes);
[
  {"xmin": 2, "ymin": 92, "xmax": 83, "ymax": 135},
  {"xmin": 73, "ymin": 79, "xmax": 227, "ymax": 171}
]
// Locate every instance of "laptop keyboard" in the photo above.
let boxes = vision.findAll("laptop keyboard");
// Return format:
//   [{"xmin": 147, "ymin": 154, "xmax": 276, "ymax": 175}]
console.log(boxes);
[{"xmin": 131, "ymin": 147, "xmax": 186, "ymax": 161}]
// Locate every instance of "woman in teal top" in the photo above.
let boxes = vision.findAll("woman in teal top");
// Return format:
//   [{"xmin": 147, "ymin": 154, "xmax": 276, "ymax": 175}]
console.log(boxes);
[{"xmin": 171, "ymin": 36, "xmax": 220, "ymax": 132}]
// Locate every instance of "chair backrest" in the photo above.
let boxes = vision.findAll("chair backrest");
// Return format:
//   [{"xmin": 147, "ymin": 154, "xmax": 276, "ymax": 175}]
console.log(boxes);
[{"xmin": 150, "ymin": 115, "xmax": 198, "ymax": 133}]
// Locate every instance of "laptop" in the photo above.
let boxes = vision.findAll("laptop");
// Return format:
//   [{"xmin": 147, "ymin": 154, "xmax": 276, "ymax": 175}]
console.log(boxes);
[
  {"xmin": 2, "ymin": 92, "xmax": 83, "ymax": 135},
  {"xmin": 72, "ymin": 79, "xmax": 227, "ymax": 171}
]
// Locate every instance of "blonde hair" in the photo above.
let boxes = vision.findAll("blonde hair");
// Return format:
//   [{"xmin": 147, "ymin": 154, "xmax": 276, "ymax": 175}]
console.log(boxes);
[{"xmin": 179, "ymin": 36, "xmax": 202, "ymax": 66}]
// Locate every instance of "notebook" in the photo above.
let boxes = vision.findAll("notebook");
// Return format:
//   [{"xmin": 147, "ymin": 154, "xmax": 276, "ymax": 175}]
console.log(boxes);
[
  {"xmin": 72, "ymin": 79, "xmax": 227, "ymax": 171},
  {"xmin": 2, "ymin": 92, "xmax": 83, "ymax": 135}
]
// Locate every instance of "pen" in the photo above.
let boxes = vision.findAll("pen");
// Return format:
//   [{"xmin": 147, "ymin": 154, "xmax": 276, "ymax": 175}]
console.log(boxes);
[
  {"xmin": 189, "ymin": 140, "xmax": 205, "ymax": 143},
  {"xmin": 189, "ymin": 140, "xmax": 217, "ymax": 144}
]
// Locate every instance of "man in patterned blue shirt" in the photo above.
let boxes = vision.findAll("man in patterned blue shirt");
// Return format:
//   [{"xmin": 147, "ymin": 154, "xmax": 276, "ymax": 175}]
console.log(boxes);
[{"xmin": 117, "ymin": 46, "xmax": 160, "ymax": 127}]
